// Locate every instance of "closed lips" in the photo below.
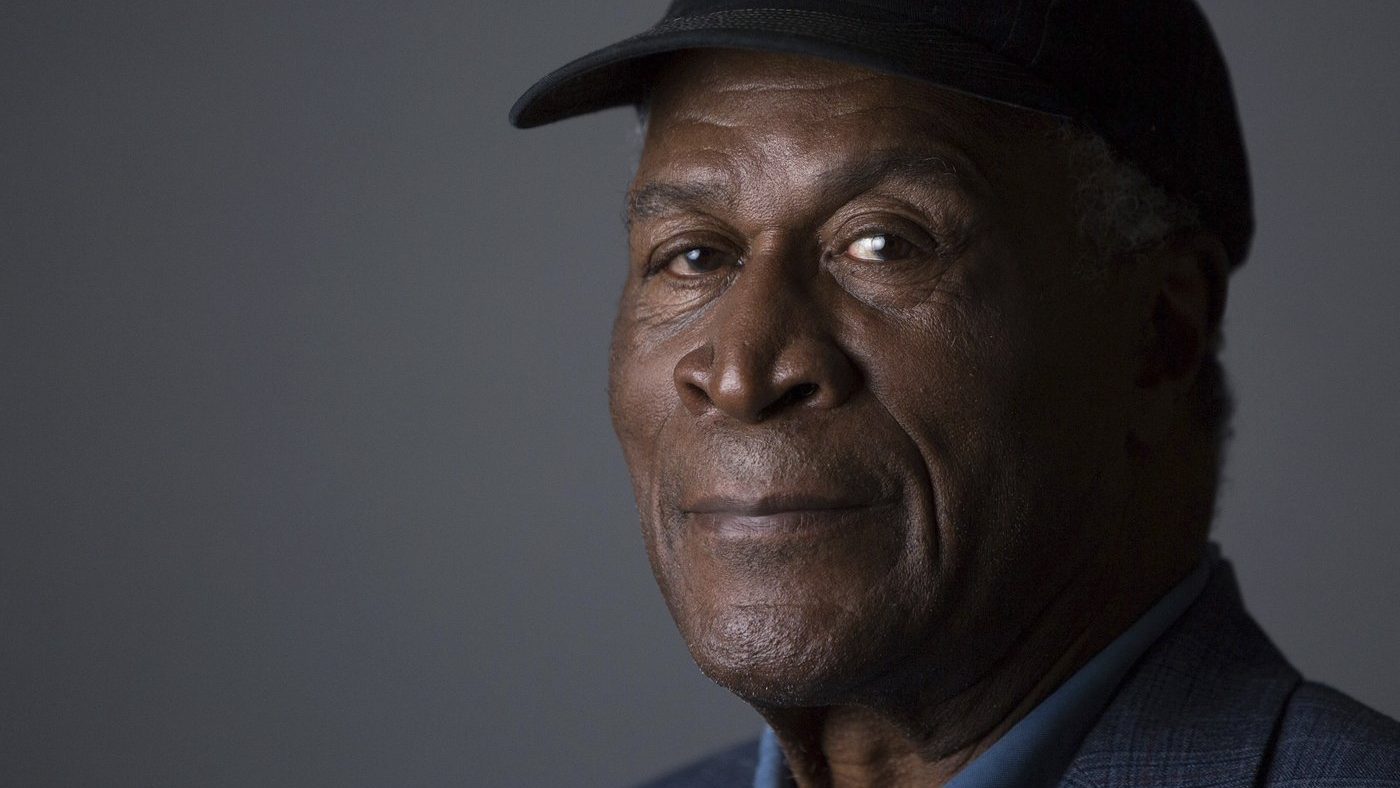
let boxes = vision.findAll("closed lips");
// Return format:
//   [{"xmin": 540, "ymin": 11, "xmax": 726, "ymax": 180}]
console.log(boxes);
[{"xmin": 681, "ymin": 493, "xmax": 885, "ymax": 516}]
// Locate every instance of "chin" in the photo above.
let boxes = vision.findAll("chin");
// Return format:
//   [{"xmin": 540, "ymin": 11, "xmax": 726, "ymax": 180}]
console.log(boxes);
[
  {"xmin": 644, "ymin": 492, "xmax": 939, "ymax": 707},
  {"xmin": 678, "ymin": 599, "xmax": 902, "ymax": 708}
]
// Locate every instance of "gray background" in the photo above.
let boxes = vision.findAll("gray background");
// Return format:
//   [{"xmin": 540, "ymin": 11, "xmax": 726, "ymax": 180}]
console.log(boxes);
[{"xmin": 2, "ymin": 2, "xmax": 1397, "ymax": 786}]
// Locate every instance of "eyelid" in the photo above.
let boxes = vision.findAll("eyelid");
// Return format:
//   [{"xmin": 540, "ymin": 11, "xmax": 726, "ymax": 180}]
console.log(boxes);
[
  {"xmin": 645, "ymin": 235, "xmax": 743, "ymax": 279},
  {"xmin": 828, "ymin": 215, "xmax": 939, "ymax": 260}
]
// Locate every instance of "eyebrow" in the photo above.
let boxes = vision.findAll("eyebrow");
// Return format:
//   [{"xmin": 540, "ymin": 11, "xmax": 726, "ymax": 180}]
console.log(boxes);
[
  {"xmin": 625, "ymin": 152, "xmax": 969, "ymax": 228},
  {"xmin": 626, "ymin": 180, "xmax": 734, "ymax": 228},
  {"xmin": 823, "ymin": 152, "xmax": 963, "ymax": 196}
]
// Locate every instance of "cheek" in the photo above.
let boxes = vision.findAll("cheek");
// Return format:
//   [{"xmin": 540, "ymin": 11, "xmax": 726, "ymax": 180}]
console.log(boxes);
[
  {"xmin": 862, "ymin": 265, "xmax": 1136, "ymax": 610},
  {"xmin": 844, "ymin": 248, "xmax": 1043, "ymax": 582},
  {"xmin": 608, "ymin": 323, "xmax": 681, "ymax": 504}
]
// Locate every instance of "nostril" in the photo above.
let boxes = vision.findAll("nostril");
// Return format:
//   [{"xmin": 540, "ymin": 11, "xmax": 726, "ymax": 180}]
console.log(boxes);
[
  {"xmin": 677, "ymin": 380, "xmax": 713, "ymax": 415},
  {"xmin": 763, "ymin": 382, "xmax": 818, "ymax": 416}
]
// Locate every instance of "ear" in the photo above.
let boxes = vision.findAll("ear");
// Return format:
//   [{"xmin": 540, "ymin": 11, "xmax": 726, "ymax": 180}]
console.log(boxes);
[{"xmin": 1130, "ymin": 229, "xmax": 1230, "ymax": 448}]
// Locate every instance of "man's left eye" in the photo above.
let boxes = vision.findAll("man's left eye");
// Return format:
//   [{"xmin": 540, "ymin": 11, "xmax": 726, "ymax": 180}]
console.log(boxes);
[{"xmin": 844, "ymin": 233, "xmax": 918, "ymax": 263}]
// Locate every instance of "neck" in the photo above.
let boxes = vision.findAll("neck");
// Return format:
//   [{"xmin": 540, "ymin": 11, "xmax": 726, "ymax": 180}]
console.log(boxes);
[{"xmin": 757, "ymin": 547, "xmax": 1201, "ymax": 788}]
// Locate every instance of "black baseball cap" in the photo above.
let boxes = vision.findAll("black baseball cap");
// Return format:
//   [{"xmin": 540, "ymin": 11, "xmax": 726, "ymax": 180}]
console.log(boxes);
[{"xmin": 510, "ymin": 0, "xmax": 1253, "ymax": 267}]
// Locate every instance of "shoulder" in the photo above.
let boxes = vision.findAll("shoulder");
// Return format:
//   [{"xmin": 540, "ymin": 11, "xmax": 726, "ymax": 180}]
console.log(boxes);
[
  {"xmin": 1060, "ymin": 558, "xmax": 1400, "ymax": 787},
  {"xmin": 632, "ymin": 739, "xmax": 760, "ymax": 788},
  {"xmin": 1263, "ymin": 681, "xmax": 1400, "ymax": 786}
]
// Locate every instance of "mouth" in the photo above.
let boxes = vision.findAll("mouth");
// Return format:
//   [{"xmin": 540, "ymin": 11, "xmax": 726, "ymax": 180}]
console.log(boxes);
[
  {"xmin": 681, "ymin": 493, "xmax": 894, "ymax": 538},
  {"xmin": 683, "ymin": 493, "xmax": 879, "ymax": 517}
]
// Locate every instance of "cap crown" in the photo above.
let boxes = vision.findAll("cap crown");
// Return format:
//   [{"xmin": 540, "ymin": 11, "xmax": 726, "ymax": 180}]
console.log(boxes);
[{"xmin": 513, "ymin": 0, "xmax": 1252, "ymax": 264}]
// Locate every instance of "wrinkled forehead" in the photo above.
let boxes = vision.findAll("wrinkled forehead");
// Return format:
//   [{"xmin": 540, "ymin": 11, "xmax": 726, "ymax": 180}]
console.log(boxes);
[
  {"xmin": 655, "ymin": 50, "xmax": 1054, "ymax": 127},
  {"xmin": 634, "ymin": 49, "xmax": 1072, "ymax": 212}
]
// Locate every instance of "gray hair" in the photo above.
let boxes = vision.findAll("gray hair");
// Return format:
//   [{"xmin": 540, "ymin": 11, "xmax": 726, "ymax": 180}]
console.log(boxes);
[
  {"xmin": 1057, "ymin": 125, "xmax": 1201, "ymax": 263},
  {"xmin": 1056, "ymin": 123, "xmax": 1233, "ymax": 465}
]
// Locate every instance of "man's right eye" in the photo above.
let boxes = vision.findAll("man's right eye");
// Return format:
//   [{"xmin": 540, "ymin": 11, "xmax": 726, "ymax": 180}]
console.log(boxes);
[{"xmin": 660, "ymin": 247, "xmax": 736, "ymax": 278}]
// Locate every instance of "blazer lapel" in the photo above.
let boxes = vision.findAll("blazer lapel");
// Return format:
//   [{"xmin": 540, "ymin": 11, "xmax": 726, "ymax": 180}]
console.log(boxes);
[{"xmin": 1058, "ymin": 560, "xmax": 1301, "ymax": 788}]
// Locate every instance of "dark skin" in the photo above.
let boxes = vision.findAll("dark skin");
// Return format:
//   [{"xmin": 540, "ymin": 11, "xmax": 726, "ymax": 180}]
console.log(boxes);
[{"xmin": 609, "ymin": 49, "xmax": 1228, "ymax": 787}]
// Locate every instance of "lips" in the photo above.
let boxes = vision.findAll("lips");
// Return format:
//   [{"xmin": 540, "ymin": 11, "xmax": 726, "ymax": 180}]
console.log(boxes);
[
  {"xmin": 663, "ymin": 427, "xmax": 900, "ymax": 536},
  {"xmin": 682, "ymin": 492, "xmax": 880, "ymax": 517},
  {"xmin": 677, "ymin": 488, "xmax": 896, "ymax": 543}
]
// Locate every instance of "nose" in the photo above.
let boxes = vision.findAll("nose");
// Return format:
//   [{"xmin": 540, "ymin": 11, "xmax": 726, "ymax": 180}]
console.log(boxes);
[{"xmin": 672, "ymin": 263, "xmax": 859, "ymax": 423}]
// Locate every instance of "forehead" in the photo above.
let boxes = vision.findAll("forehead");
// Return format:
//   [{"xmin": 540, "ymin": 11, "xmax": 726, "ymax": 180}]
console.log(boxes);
[
  {"xmin": 635, "ymin": 49, "xmax": 1067, "ymax": 205},
  {"xmin": 646, "ymin": 48, "xmax": 1012, "ymax": 129}
]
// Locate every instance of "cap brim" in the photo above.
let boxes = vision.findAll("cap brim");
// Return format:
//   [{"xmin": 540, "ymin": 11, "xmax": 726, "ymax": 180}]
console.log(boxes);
[{"xmin": 509, "ymin": 9, "xmax": 1071, "ymax": 128}]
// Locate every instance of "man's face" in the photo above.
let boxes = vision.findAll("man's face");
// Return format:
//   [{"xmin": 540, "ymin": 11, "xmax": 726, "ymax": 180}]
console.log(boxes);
[{"xmin": 609, "ymin": 50, "xmax": 1150, "ymax": 707}]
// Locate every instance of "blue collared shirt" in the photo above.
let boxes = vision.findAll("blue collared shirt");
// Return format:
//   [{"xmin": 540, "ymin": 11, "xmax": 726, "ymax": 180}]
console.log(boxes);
[{"xmin": 753, "ymin": 550, "xmax": 1216, "ymax": 788}]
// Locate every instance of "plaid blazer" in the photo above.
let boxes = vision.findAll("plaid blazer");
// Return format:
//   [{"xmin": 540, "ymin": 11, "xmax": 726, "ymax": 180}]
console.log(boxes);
[{"xmin": 639, "ymin": 561, "xmax": 1400, "ymax": 787}]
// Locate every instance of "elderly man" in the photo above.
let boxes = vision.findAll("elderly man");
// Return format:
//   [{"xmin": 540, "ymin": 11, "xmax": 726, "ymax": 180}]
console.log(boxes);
[{"xmin": 511, "ymin": 1, "xmax": 1400, "ymax": 785}]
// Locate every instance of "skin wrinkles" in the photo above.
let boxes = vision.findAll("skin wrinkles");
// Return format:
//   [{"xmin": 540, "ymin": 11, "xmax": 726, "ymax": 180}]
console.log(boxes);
[
  {"xmin": 627, "ymin": 169, "xmax": 985, "ymax": 330},
  {"xmin": 700, "ymin": 68, "xmax": 891, "ymax": 100},
  {"xmin": 608, "ymin": 48, "xmax": 1226, "ymax": 788},
  {"xmin": 628, "ymin": 152, "xmax": 966, "ymax": 226}
]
